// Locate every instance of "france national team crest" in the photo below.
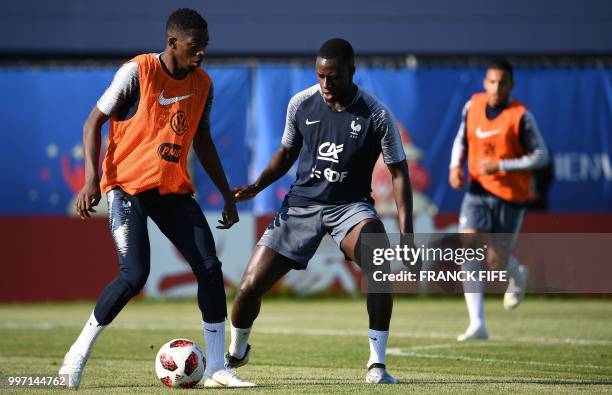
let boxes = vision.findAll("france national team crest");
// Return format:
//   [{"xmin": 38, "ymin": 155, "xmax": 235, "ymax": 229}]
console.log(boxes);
[{"xmin": 350, "ymin": 118, "xmax": 362, "ymax": 139}]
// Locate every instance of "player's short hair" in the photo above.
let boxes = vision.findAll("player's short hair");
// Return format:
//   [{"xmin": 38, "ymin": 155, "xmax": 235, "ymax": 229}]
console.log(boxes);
[
  {"xmin": 318, "ymin": 38, "xmax": 355, "ymax": 65},
  {"xmin": 487, "ymin": 59, "xmax": 514, "ymax": 80},
  {"xmin": 166, "ymin": 8, "xmax": 208, "ymax": 35}
]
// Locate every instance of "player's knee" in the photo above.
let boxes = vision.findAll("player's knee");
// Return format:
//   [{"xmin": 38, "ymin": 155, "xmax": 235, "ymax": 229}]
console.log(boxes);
[
  {"xmin": 485, "ymin": 247, "xmax": 508, "ymax": 270},
  {"xmin": 237, "ymin": 281, "xmax": 255, "ymax": 299},
  {"xmin": 355, "ymin": 220, "xmax": 386, "ymax": 268},
  {"xmin": 237, "ymin": 274, "xmax": 264, "ymax": 301},
  {"xmin": 192, "ymin": 256, "xmax": 223, "ymax": 281},
  {"xmin": 356, "ymin": 218, "xmax": 383, "ymax": 239},
  {"xmin": 357, "ymin": 220, "xmax": 385, "ymax": 239},
  {"xmin": 119, "ymin": 267, "xmax": 149, "ymax": 294},
  {"xmin": 189, "ymin": 255, "xmax": 223, "ymax": 284},
  {"xmin": 487, "ymin": 255, "xmax": 507, "ymax": 271}
]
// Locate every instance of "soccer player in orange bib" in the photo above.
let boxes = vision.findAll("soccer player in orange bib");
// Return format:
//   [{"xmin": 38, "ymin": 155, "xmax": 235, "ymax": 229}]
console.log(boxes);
[
  {"xmin": 59, "ymin": 9, "xmax": 253, "ymax": 388},
  {"xmin": 449, "ymin": 60, "xmax": 549, "ymax": 341}
]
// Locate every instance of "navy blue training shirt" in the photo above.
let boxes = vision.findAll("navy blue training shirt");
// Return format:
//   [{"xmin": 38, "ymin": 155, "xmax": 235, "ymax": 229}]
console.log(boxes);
[{"xmin": 281, "ymin": 84, "xmax": 406, "ymax": 206}]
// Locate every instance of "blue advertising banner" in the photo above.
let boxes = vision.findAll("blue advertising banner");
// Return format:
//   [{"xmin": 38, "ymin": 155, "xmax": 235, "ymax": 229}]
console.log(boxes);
[
  {"xmin": 0, "ymin": 65, "xmax": 251, "ymax": 214},
  {"xmin": 250, "ymin": 66, "xmax": 612, "ymax": 214},
  {"xmin": 1, "ymin": 65, "xmax": 610, "ymax": 214}
]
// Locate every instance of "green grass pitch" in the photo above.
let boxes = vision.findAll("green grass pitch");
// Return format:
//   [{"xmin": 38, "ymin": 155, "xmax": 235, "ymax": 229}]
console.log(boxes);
[{"xmin": 0, "ymin": 297, "xmax": 611, "ymax": 394}]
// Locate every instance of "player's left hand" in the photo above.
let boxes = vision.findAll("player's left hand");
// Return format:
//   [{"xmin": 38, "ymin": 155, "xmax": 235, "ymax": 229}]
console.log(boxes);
[
  {"xmin": 479, "ymin": 159, "xmax": 500, "ymax": 175},
  {"xmin": 217, "ymin": 199, "xmax": 239, "ymax": 229}
]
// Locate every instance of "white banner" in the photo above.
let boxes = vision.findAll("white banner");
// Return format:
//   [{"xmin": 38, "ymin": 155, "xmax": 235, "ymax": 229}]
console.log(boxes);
[{"xmin": 145, "ymin": 212, "xmax": 255, "ymax": 298}]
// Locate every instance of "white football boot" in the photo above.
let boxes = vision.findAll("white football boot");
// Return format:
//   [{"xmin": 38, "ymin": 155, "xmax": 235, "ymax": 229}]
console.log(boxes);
[
  {"xmin": 457, "ymin": 325, "xmax": 490, "ymax": 341},
  {"xmin": 504, "ymin": 265, "xmax": 529, "ymax": 310},
  {"xmin": 58, "ymin": 349, "xmax": 89, "ymax": 388},
  {"xmin": 204, "ymin": 368, "xmax": 256, "ymax": 388},
  {"xmin": 366, "ymin": 364, "xmax": 399, "ymax": 384}
]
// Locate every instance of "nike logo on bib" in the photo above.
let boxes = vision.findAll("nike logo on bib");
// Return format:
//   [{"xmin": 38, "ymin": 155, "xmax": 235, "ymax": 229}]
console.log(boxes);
[
  {"xmin": 158, "ymin": 90, "xmax": 193, "ymax": 106},
  {"xmin": 475, "ymin": 127, "xmax": 500, "ymax": 139},
  {"xmin": 306, "ymin": 119, "xmax": 320, "ymax": 125}
]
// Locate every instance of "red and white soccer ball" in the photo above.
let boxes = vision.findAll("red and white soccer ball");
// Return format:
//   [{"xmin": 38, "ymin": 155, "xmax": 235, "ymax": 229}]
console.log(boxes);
[{"xmin": 155, "ymin": 338, "xmax": 205, "ymax": 388}]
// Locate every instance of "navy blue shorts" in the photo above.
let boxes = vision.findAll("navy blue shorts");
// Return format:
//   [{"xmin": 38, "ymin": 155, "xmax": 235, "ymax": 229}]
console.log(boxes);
[
  {"xmin": 257, "ymin": 201, "xmax": 380, "ymax": 268},
  {"xmin": 459, "ymin": 191, "xmax": 525, "ymax": 234},
  {"xmin": 93, "ymin": 186, "xmax": 225, "ymax": 325},
  {"xmin": 107, "ymin": 187, "xmax": 220, "ymax": 267}
]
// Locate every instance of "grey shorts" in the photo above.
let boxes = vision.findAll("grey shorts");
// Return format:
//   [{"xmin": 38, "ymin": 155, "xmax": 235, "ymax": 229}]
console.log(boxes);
[
  {"xmin": 258, "ymin": 201, "xmax": 380, "ymax": 268},
  {"xmin": 459, "ymin": 191, "xmax": 526, "ymax": 234}
]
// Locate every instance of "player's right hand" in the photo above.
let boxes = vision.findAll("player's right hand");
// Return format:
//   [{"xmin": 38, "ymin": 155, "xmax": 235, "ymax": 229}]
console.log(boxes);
[
  {"xmin": 75, "ymin": 180, "xmax": 101, "ymax": 219},
  {"xmin": 217, "ymin": 199, "xmax": 239, "ymax": 229},
  {"xmin": 233, "ymin": 184, "xmax": 259, "ymax": 202},
  {"xmin": 449, "ymin": 166, "xmax": 465, "ymax": 190}
]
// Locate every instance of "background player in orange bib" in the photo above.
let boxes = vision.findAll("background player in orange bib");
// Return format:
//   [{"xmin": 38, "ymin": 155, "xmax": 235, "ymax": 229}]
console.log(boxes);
[
  {"xmin": 59, "ymin": 8, "xmax": 253, "ymax": 388},
  {"xmin": 449, "ymin": 60, "xmax": 550, "ymax": 341}
]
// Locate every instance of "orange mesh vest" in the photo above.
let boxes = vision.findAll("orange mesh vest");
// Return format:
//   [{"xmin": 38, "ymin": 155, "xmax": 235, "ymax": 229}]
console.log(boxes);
[
  {"xmin": 466, "ymin": 92, "xmax": 531, "ymax": 203},
  {"xmin": 100, "ymin": 53, "xmax": 210, "ymax": 195}
]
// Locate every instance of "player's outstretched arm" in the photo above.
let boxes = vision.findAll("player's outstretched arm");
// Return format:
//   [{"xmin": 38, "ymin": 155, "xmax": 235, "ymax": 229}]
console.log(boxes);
[
  {"xmin": 233, "ymin": 145, "xmax": 300, "ymax": 202},
  {"xmin": 193, "ymin": 125, "xmax": 238, "ymax": 229},
  {"xmin": 76, "ymin": 107, "xmax": 108, "ymax": 219}
]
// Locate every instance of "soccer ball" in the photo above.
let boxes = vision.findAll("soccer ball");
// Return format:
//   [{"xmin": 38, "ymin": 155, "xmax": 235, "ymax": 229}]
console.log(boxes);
[{"xmin": 155, "ymin": 338, "xmax": 205, "ymax": 388}]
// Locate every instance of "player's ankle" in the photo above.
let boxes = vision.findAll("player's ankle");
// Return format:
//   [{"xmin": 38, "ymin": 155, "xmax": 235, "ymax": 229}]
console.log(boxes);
[{"xmin": 229, "ymin": 324, "xmax": 251, "ymax": 358}]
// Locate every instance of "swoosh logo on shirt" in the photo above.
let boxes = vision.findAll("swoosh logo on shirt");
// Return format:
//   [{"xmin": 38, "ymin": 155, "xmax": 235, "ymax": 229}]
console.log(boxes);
[
  {"xmin": 306, "ymin": 119, "xmax": 320, "ymax": 125},
  {"xmin": 475, "ymin": 127, "xmax": 500, "ymax": 139},
  {"xmin": 158, "ymin": 90, "xmax": 193, "ymax": 106}
]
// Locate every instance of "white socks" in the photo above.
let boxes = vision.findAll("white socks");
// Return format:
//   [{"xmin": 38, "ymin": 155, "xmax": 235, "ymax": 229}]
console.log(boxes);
[
  {"xmin": 229, "ymin": 323, "xmax": 252, "ymax": 359},
  {"xmin": 367, "ymin": 329, "xmax": 389, "ymax": 368},
  {"xmin": 202, "ymin": 320, "xmax": 226, "ymax": 376},
  {"xmin": 71, "ymin": 311, "xmax": 105, "ymax": 357},
  {"xmin": 464, "ymin": 292, "xmax": 485, "ymax": 330},
  {"xmin": 462, "ymin": 259, "xmax": 485, "ymax": 329}
]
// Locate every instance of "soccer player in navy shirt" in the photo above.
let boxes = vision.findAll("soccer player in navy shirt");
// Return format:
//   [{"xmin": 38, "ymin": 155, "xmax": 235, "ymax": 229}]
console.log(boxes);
[{"xmin": 225, "ymin": 38, "xmax": 413, "ymax": 384}]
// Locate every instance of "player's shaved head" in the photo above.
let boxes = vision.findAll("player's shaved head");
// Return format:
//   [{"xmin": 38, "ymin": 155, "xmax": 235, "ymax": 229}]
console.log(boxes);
[
  {"xmin": 163, "ymin": 8, "xmax": 209, "ymax": 77},
  {"xmin": 166, "ymin": 8, "xmax": 208, "ymax": 35},
  {"xmin": 318, "ymin": 38, "xmax": 355, "ymax": 67},
  {"xmin": 315, "ymin": 38, "xmax": 357, "ymax": 106}
]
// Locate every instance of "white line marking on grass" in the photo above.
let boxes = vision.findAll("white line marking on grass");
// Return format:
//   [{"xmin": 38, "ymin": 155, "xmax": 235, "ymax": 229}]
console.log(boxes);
[
  {"xmin": 2, "ymin": 321, "xmax": 612, "ymax": 347},
  {"xmin": 253, "ymin": 327, "xmax": 612, "ymax": 347},
  {"xmin": 405, "ymin": 343, "xmax": 485, "ymax": 351},
  {"xmin": 511, "ymin": 336, "xmax": 612, "ymax": 346},
  {"xmin": 387, "ymin": 347, "xmax": 610, "ymax": 370}
]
